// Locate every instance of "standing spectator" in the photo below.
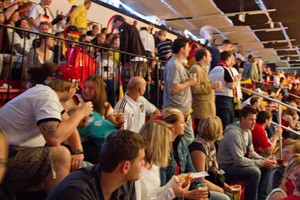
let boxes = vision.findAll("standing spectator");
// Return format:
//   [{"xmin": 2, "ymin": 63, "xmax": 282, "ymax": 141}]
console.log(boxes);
[
  {"xmin": 157, "ymin": 30, "xmax": 172, "ymax": 61},
  {"xmin": 251, "ymin": 111, "xmax": 282, "ymax": 155},
  {"xmin": 209, "ymin": 51, "xmax": 238, "ymax": 129},
  {"xmin": 217, "ymin": 106, "xmax": 277, "ymax": 200},
  {"xmin": 28, "ymin": 0, "xmax": 52, "ymax": 32},
  {"xmin": 112, "ymin": 15, "xmax": 146, "ymax": 81},
  {"xmin": 139, "ymin": 26, "xmax": 155, "ymax": 58},
  {"xmin": 0, "ymin": 65, "xmax": 93, "ymax": 194},
  {"xmin": 69, "ymin": 0, "xmax": 92, "ymax": 34},
  {"xmin": 163, "ymin": 38, "xmax": 197, "ymax": 144},
  {"xmin": 190, "ymin": 48, "xmax": 220, "ymax": 134},
  {"xmin": 46, "ymin": 130, "xmax": 145, "ymax": 200},
  {"xmin": 114, "ymin": 76, "xmax": 159, "ymax": 133}
]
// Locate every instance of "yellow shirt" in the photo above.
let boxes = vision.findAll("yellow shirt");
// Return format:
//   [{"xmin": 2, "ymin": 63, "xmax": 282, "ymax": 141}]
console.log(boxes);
[{"xmin": 70, "ymin": 5, "xmax": 87, "ymax": 29}]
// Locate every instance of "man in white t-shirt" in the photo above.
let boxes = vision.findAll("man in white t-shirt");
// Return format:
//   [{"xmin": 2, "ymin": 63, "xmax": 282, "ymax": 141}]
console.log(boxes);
[
  {"xmin": 28, "ymin": 0, "xmax": 52, "ymax": 32},
  {"xmin": 114, "ymin": 76, "xmax": 160, "ymax": 133},
  {"xmin": 0, "ymin": 64, "xmax": 93, "ymax": 194}
]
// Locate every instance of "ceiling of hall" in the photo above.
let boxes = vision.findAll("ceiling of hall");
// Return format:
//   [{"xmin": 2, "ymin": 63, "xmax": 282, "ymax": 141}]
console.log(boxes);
[{"xmin": 120, "ymin": 0, "xmax": 300, "ymax": 68}]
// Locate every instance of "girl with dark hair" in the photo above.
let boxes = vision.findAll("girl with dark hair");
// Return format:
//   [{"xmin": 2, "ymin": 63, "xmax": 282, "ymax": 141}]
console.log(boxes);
[{"xmin": 27, "ymin": 35, "xmax": 55, "ymax": 68}]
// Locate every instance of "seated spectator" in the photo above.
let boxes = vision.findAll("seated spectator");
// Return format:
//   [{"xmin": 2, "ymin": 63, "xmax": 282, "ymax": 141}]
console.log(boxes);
[
  {"xmin": 189, "ymin": 116, "xmax": 231, "ymax": 199},
  {"xmin": 38, "ymin": 21, "xmax": 51, "ymax": 33},
  {"xmin": 0, "ymin": 65, "xmax": 93, "ymax": 194},
  {"xmin": 68, "ymin": 75, "xmax": 121, "ymax": 164},
  {"xmin": 114, "ymin": 76, "xmax": 160, "ymax": 133},
  {"xmin": 267, "ymin": 139, "xmax": 300, "ymax": 193},
  {"xmin": 136, "ymin": 120, "xmax": 189, "ymax": 199},
  {"xmin": 0, "ymin": 130, "xmax": 7, "ymax": 184},
  {"xmin": 27, "ymin": 62, "xmax": 58, "ymax": 88},
  {"xmin": 282, "ymin": 102, "xmax": 299, "ymax": 139},
  {"xmin": 87, "ymin": 24, "xmax": 99, "ymax": 40},
  {"xmin": 282, "ymin": 173, "xmax": 300, "ymax": 200},
  {"xmin": 161, "ymin": 108, "xmax": 210, "ymax": 200},
  {"xmin": 91, "ymin": 33, "xmax": 105, "ymax": 57},
  {"xmin": 51, "ymin": 14, "xmax": 66, "ymax": 34},
  {"xmin": 6, "ymin": 11, "xmax": 20, "ymax": 41},
  {"xmin": 9, "ymin": 18, "xmax": 33, "ymax": 81},
  {"xmin": 46, "ymin": 130, "xmax": 145, "ymax": 200},
  {"xmin": 217, "ymin": 106, "xmax": 277, "ymax": 200},
  {"xmin": 266, "ymin": 154, "xmax": 300, "ymax": 200},
  {"xmin": 27, "ymin": 35, "xmax": 55, "ymax": 69},
  {"xmin": 252, "ymin": 111, "xmax": 282, "ymax": 155}
]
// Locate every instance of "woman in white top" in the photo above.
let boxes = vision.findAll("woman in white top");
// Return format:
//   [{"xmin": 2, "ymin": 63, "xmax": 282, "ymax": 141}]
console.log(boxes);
[
  {"xmin": 136, "ymin": 120, "xmax": 189, "ymax": 200},
  {"xmin": 266, "ymin": 154, "xmax": 300, "ymax": 200}
]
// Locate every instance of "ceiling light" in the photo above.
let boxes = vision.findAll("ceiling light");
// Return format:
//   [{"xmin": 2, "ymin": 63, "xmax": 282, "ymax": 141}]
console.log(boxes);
[{"xmin": 238, "ymin": 13, "xmax": 246, "ymax": 22}]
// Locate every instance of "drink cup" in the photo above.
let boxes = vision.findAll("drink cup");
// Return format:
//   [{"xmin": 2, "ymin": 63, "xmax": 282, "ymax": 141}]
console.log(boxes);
[
  {"xmin": 231, "ymin": 184, "xmax": 241, "ymax": 200},
  {"xmin": 197, "ymin": 182, "xmax": 208, "ymax": 200},
  {"xmin": 113, "ymin": 112, "xmax": 124, "ymax": 123}
]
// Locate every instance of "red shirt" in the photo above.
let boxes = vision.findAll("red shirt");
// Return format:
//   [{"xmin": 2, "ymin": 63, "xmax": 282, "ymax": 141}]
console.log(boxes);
[
  {"xmin": 251, "ymin": 123, "xmax": 272, "ymax": 154},
  {"xmin": 282, "ymin": 195, "xmax": 300, "ymax": 200}
]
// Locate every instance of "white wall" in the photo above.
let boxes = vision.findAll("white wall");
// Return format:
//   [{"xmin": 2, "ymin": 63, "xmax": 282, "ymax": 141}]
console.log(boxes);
[{"xmin": 38, "ymin": 0, "xmax": 177, "ymax": 40}]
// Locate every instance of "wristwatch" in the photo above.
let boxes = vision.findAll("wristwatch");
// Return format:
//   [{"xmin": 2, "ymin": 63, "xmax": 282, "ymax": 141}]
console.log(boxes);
[{"xmin": 72, "ymin": 149, "xmax": 84, "ymax": 155}]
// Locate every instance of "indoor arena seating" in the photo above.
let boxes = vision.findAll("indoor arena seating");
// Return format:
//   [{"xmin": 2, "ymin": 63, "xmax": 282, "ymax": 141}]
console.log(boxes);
[{"xmin": 0, "ymin": 23, "xmax": 166, "ymax": 108}]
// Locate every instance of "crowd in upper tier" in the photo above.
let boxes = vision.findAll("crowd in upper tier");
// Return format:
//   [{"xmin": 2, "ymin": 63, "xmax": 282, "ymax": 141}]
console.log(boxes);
[{"xmin": 1, "ymin": 0, "xmax": 300, "ymax": 200}]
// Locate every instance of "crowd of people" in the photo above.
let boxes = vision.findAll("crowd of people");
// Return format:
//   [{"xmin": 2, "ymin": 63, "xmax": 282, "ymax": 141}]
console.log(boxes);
[{"xmin": 0, "ymin": 0, "xmax": 300, "ymax": 200}]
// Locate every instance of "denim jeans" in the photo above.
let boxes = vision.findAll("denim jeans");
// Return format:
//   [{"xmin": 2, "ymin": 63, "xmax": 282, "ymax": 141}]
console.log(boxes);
[
  {"xmin": 210, "ymin": 191, "xmax": 231, "ymax": 200},
  {"xmin": 183, "ymin": 117, "xmax": 194, "ymax": 145},
  {"xmin": 223, "ymin": 165, "xmax": 261, "ymax": 200}
]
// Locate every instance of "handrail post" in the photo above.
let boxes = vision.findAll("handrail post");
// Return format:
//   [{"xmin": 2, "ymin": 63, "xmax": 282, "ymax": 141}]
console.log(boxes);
[{"xmin": 277, "ymin": 102, "xmax": 282, "ymax": 160}]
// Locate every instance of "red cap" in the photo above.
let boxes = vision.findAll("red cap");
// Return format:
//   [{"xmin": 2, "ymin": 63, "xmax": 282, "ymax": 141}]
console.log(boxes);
[{"xmin": 52, "ymin": 66, "xmax": 80, "ymax": 83}]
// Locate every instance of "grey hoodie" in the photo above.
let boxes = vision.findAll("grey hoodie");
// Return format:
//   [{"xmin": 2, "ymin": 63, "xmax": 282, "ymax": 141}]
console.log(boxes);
[{"xmin": 217, "ymin": 122, "xmax": 263, "ymax": 169}]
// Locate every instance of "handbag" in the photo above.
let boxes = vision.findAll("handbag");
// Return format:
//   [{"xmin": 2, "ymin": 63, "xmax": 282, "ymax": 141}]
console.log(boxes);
[{"xmin": 206, "ymin": 168, "xmax": 225, "ymax": 188}]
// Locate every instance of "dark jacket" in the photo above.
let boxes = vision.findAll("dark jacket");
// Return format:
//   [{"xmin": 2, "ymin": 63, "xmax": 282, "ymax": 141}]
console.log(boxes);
[
  {"xmin": 46, "ymin": 164, "xmax": 136, "ymax": 200},
  {"xmin": 160, "ymin": 135, "xmax": 196, "ymax": 186},
  {"xmin": 118, "ymin": 22, "xmax": 145, "ymax": 64}
]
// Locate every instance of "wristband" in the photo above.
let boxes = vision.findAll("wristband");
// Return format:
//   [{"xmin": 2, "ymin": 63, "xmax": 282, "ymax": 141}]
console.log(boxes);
[{"xmin": 72, "ymin": 149, "xmax": 84, "ymax": 155}]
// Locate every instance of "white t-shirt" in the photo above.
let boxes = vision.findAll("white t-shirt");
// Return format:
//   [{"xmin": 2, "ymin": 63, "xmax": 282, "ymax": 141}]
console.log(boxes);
[
  {"xmin": 114, "ymin": 93, "xmax": 156, "ymax": 133},
  {"xmin": 29, "ymin": 4, "xmax": 50, "ymax": 32},
  {"xmin": 13, "ymin": 32, "xmax": 33, "ymax": 56},
  {"xmin": 0, "ymin": 84, "xmax": 62, "ymax": 148},
  {"xmin": 135, "ymin": 165, "xmax": 175, "ymax": 200}
]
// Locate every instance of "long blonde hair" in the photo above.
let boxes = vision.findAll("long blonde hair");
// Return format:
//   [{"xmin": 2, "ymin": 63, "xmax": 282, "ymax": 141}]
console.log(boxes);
[
  {"xmin": 281, "ymin": 154, "xmax": 300, "ymax": 191},
  {"xmin": 139, "ymin": 120, "xmax": 172, "ymax": 167}
]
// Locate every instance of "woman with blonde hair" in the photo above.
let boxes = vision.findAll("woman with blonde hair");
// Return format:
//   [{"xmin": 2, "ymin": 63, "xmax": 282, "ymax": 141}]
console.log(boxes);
[
  {"xmin": 161, "ymin": 108, "xmax": 224, "ymax": 200},
  {"xmin": 189, "ymin": 116, "xmax": 231, "ymax": 199},
  {"xmin": 266, "ymin": 154, "xmax": 300, "ymax": 200},
  {"xmin": 136, "ymin": 120, "xmax": 189, "ymax": 200}
]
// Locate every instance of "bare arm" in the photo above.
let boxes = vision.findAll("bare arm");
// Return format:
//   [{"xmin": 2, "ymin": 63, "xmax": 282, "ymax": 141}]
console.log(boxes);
[
  {"xmin": 190, "ymin": 150, "xmax": 224, "ymax": 193},
  {"xmin": 150, "ymin": 109, "xmax": 160, "ymax": 120},
  {"xmin": 169, "ymin": 78, "xmax": 196, "ymax": 95},
  {"xmin": 27, "ymin": 17, "xmax": 39, "ymax": 30},
  {"xmin": 39, "ymin": 102, "xmax": 93, "ymax": 146}
]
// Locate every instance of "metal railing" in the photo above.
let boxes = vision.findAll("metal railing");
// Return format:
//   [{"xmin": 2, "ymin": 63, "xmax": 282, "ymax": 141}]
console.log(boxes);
[
  {"xmin": 242, "ymin": 87, "xmax": 300, "ymax": 159},
  {"xmin": 0, "ymin": 23, "xmax": 167, "ymax": 107}
]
